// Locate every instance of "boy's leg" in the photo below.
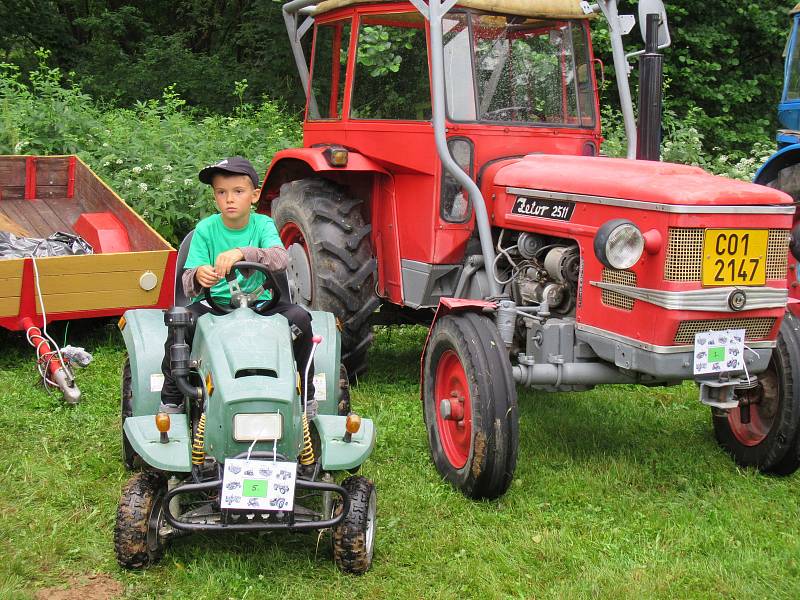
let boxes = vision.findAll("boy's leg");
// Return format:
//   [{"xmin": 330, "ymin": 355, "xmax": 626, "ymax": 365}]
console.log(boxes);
[
  {"xmin": 266, "ymin": 303, "xmax": 317, "ymax": 416},
  {"xmin": 160, "ymin": 302, "xmax": 213, "ymax": 408}
]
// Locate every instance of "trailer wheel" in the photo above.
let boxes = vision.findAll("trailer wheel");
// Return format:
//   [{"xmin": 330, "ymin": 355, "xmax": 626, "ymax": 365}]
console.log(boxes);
[
  {"xmin": 332, "ymin": 475, "xmax": 376, "ymax": 574},
  {"xmin": 114, "ymin": 471, "xmax": 167, "ymax": 569},
  {"xmin": 121, "ymin": 357, "xmax": 139, "ymax": 471},
  {"xmin": 273, "ymin": 179, "xmax": 379, "ymax": 378},
  {"xmin": 713, "ymin": 312, "xmax": 800, "ymax": 475},
  {"xmin": 423, "ymin": 313, "xmax": 519, "ymax": 499}
]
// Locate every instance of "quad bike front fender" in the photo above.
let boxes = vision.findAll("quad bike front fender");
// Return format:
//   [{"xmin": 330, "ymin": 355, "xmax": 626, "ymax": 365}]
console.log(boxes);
[
  {"xmin": 123, "ymin": 413, "xmax": 192, "ymax": 472},
  {"xmin": 120, "ymin": 308, "xmax": 168, "ymax": 417},
  {"xmin": 309, "ymin": 310, "xmax": 342, "ymax": 415},
  {"xmin": 313, "ymin": 414, "xmax": 376, "ymax": 471}
]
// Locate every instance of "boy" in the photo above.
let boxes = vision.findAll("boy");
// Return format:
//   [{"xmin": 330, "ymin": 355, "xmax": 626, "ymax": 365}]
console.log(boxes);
[{"xmin": 160, "ymin": 156, "xmax": 315, "ymax": 414}]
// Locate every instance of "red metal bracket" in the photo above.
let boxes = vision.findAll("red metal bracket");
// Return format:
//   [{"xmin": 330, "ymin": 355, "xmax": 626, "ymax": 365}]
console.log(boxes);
[
  {"xmin": 24, "ymin": 156, "xmax": 37, "ymax": 200},
  {"xmin": 67, "ymin": 156, "xmax": 76, "ymax": 198}
]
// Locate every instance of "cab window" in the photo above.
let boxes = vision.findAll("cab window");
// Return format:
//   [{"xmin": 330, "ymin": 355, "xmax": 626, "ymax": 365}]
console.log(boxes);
[{"xmin": 309, "ymin": 19, "xmax": 352, "ymax": 120}]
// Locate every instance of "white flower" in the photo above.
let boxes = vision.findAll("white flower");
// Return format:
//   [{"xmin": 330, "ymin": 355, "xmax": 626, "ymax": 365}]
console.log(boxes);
[
  {"xmin": 183, "ymin": 178, "xmax": 193, "ymax": 186},
  {"xmin": 163, "ymin": 177, "xmax": 174, "ymax": 185},
  {"xmin": 103, "ymin": 161, "xmax": 110, "ymax": 167},
  {"xmin": 102, "ymin": 142, "xmax": 109, "ymax": 148},
  {"xmin": 124, "ymin": 179, "xmax": 132, "ymax": 186},
  {"xmin": 144, "ymin": 163, "xmax": 153, "ymax": 170},
  {"xmin": 132, "ymin": 166, "xmax": 142, "ymax": 174},
  {"xmin": 116, "ymin": 159, "xmax": 123, "ymax": 164},
  {"xmin": 162, "ymin": 164, "xmax": 173, "ymax": 171},
  {"xmin": 139, "ymin": 183, "xmax": 148, "ymax": 192}
]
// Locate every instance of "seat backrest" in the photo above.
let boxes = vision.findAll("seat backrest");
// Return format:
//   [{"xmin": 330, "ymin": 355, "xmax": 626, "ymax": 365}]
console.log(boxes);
[{"xmin": 173, "ymin": 230, "xmax": 195, "ymax": 307}]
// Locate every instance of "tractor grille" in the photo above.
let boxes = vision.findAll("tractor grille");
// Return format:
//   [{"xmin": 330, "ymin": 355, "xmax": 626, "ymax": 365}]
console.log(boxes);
[
  {"xmin": 664, "ymin": 228, "xmax": 789, "ymax": 281},
  {"xmin": 673, "ymin": 317, "xmax": 776, "ymax": 345},
  {"xmin": 601, "ymin": 268, "xmax": 636, "ymax": 310}
]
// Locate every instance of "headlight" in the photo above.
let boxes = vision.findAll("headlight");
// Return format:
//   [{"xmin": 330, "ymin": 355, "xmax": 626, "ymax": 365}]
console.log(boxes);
[
  {"xmin": 594, "ymin": 219, "xmax": 644, "ymax": 270},
  {"xmin": 233, "ymin": 413, "xmax": 282, "ymax": 441}
]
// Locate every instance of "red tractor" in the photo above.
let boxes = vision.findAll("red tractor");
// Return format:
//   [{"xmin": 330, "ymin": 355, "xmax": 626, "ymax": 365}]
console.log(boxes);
[{"xmin": 259, "ymin": 0, "xmax": 799, "ymax": 498}]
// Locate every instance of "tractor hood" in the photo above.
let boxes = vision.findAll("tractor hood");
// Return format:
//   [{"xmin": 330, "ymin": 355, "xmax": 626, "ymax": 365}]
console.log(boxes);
[{"xmin": 494, "ymin": 154, "xmax": 793, "ymax": 206}]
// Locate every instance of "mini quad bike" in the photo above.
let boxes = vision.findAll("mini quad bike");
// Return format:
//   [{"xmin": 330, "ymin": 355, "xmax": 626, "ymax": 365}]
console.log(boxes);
[{"xmin": 114, "ymin": 261, "xmax": 377, "ymax": 574}]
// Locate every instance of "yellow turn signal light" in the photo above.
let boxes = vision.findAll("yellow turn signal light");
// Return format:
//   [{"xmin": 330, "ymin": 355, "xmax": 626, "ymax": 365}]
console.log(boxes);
[
  {"xmin": 345, "ymin": 413, "xmax": 362, "ymax": 434},
  {"xmin": 117, "ymin": 316, "xmax": 127, "ymax": 331},
  {"xmin": 205, "ymin": 372, "xmax": 215, "ymax": 397},
  {"xmin": 323, "ymin": 145, "xmax": 349, "ymax": 167},
  {"xmin": 155, "ymin": 412, "xmax": 170, "ymax": 444}
]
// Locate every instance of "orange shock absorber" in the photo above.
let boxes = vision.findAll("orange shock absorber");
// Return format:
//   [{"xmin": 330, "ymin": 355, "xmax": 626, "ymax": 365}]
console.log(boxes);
[
  {"xmin": 299, "ymin": 413, "xmax": 315, "ymax": 465},
  {"xmin": 192, "ymin": 413, "xmax": 206, "ymax": 466}
]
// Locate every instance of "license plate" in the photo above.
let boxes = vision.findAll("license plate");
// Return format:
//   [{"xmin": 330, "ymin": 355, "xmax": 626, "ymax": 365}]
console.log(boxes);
[
  {"xmin": 702, "ymin": 229, "xmax": 768, "ymax": 286},
  {"xmin": 220, "ymin": 458, "xmax": 297, "ymax": 511}
]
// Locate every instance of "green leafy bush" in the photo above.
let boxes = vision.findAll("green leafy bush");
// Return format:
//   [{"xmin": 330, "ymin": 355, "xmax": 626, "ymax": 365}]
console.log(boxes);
[{"xmin": 0, "ymin": 51, "xmax": 301, "ymax": 244}]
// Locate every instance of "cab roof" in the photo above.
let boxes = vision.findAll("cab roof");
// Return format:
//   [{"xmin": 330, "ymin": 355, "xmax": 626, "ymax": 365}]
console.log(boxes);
[{"xmin": 313, "ymin": 0, "xmax": 593, "ymax": 19}]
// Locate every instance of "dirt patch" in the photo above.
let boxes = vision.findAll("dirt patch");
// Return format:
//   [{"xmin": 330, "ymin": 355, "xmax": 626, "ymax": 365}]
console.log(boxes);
[{"xmin": 36, "ymin": 573, "xmax": 123, "ymax": 600}]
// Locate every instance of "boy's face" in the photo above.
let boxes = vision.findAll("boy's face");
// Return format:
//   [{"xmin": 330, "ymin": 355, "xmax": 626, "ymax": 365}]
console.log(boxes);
[{"xmin": 211, "ymin": 173, "xmax": 260, "ymax": 228}]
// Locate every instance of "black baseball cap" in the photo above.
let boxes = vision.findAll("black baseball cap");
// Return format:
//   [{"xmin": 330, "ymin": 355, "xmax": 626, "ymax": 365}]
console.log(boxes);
[{"xmin": 198, "ymin": 156, "xmax": 260, "ymax": 188}]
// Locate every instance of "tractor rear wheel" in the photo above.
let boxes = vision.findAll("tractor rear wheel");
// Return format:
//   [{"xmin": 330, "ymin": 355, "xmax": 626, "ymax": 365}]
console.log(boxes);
[
  {"xmin": 114, "ymin": 471, "xmax": 167, "ymax": 569},
  {"xmin": 272, "ymin": 179, "xmax": 379, "ymax": 379},
  {"xmin": 121, "ymin": 357, "xmax": 139, "ymax": 471},
  {"xmin": 422, "ymin": 313, "xmax": 519, "ymax": 499},
  {"xmin": 712, "ymin": 312, "xmax": 800, "ymax": 475},
  {"xmin": 332, "ymin": 475, "xmax": 377, "ymax": 574}
]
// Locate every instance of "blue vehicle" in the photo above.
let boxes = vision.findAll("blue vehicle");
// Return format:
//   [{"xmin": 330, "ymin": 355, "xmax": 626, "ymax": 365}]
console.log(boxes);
[{"xmin": 744, "ymin": 3, "xmax": 800, "ymax": 477}]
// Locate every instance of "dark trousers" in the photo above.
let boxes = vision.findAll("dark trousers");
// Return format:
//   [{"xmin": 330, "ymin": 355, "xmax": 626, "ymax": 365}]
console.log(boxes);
[{"xmin": 160, "ymin": 301, "xmax": 314, "ymax": 406}]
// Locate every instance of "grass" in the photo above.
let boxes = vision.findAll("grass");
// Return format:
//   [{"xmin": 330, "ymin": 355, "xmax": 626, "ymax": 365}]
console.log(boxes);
[{"xmin": 1, "ymin": 321, "xmax": 800, "ymax": 599}]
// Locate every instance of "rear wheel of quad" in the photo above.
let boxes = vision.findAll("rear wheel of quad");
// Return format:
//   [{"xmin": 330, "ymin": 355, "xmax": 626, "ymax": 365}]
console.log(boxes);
[
  {"xmin": 272, "ymin": 179, "xmax": 380, "ymax": 379},
  {"xmin": 332, "ymin": 475, "xmax": 376, "ymax": 574},
  {"xmin": 114, "ymin": 471, "xmax": 167, "ymax": 569},
  {"xmin": 422, "ymin": 313, "xmax": 519, "ymax": 499},
  {"xmin": 712, "ymin": 312, "xmax": 800, "ymax": 475},
  {"xmin": 121, "ymin": 357, "xmax": 139, "ymax": 471}
]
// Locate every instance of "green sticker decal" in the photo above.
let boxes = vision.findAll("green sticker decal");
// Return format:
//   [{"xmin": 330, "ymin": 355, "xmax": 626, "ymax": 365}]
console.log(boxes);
[
  {"xmin": 243, "ymin": 479, "xmax": 267, "ymax": 497},
  {"xmin": 708, "ymin": 346, "xmax": 726, "ymax": 363}
]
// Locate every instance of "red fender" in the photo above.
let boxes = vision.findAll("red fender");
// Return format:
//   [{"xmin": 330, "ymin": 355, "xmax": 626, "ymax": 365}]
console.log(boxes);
[
  {"xmin": 419, "ymin": 298, "xmax": 498, "ymax": 402},
  {"xmin": 259, "ymin": 147, "xmax": 389, "ymax": 211}
]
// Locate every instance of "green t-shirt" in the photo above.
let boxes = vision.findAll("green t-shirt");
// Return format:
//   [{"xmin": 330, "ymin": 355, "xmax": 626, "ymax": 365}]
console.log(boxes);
[{"xmin": 185, "ymin": 213, "xmax": 283, "ymax": 303}]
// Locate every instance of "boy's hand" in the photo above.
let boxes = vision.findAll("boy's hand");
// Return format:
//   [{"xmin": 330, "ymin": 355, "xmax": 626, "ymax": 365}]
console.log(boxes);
[
  {"xmin": 214, "ymin": 248, "xmax": 245, "ymax": 277},
  {"xmin": 195, "ymin": 265, "xmax": 221, "ymax": 288}
]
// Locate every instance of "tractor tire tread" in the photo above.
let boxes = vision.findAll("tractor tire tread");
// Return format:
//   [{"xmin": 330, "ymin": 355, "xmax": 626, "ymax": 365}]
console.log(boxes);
[{"xmin": 114, "ymin": 471, "xmax": 165, "ymax": 569}]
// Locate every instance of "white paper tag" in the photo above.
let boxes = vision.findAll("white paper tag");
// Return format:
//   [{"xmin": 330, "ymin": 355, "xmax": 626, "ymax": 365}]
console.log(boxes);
[
  {"xmin": 150, "ymin": 373, "xmax": 165, "ymax": 392},
  {"xmin": 220, "ymin": 459, "xmax": 297, "ymax": 511},
  {"xmin": 313, "ymin": 372, "xmax": 327, "ymax": 402},
  {"xmin": 693, "ymin": 329, "xmax": 745, "ymax": 375}
]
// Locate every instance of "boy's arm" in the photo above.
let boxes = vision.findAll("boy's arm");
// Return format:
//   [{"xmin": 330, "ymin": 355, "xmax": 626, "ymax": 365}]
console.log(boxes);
[
  {"xmin": 182, "ymin": 267, "xmax": 204, "ymax": 299},
  {"xmin": 239, "ymin": 246, "xmax": 288, "ymax": 272}
]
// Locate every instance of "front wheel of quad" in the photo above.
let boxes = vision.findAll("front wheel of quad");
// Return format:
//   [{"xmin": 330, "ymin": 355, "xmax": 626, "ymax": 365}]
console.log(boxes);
[
  {"xmin": 712, "ymin": 312, "xmax": 800, "ymax": 475},
  {"xmin": 272, "ymin": 179, "xmax": 380, "ymax": 379},
  {"xmin": 332, "ymin": 476, "xmax": 376, "ymax": 574},
  {"xmin": 422, "ymin": 313, "xmax": 519, "ymax": 499},
  {"xmin": 114, "ymin": 471, "xmax": 167, "ymax": 569},
  {"xmin": 121, "ymin": 357, "xmax": 139, "ymax": 471}
]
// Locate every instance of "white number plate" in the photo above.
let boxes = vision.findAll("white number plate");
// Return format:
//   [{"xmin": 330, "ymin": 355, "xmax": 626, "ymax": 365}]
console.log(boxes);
[
  {"xmin": 693, "ymin": 329, "xmax": 745, "ymax": 376},
  {"xmin": 220, "ymin": 459, "xmax": 297, "ymax": 511}
]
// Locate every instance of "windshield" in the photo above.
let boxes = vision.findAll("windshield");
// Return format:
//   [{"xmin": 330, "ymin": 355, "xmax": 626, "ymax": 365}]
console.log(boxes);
[{"xmin": 443, "ymin": 13, "xmax": 595, "ymax": 127}]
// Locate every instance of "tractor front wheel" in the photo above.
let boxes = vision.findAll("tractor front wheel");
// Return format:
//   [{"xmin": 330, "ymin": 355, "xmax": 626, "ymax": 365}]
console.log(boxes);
[
  {"xmin": 332, "ymin": 475, "xmax": 377, "ymax": 574},
  {"xmin": 272, "ymin": 179, "xmax": 379, "ymax": 379},
  {"xmin": 712, "ymin": 312, "xmax": 800, "ymax": 475},
  {"xmin": 114, "ymin": 471, "xmax": 167, "ymax": 569},
  {"xmin": 423, "ymin": 313, "xmax": 519, "ymax": 499}
]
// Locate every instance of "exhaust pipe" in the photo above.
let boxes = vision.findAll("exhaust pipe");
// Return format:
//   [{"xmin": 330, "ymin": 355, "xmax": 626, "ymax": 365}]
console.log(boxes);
[{"xmin": 636, "ymin": 13, "xmax": 664, "ymax": 161}]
